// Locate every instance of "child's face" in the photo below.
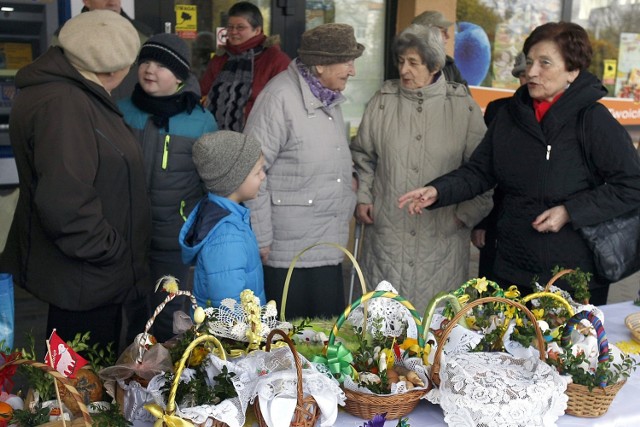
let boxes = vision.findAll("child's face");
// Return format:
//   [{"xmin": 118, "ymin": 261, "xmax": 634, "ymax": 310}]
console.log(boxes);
[
  {"xmin": 138, "ymin": 60, "xmax": 181, "ymax": 97},
  {"xmin": 235, "ymin": 154, "xmax": 265, "ymax": 202}
]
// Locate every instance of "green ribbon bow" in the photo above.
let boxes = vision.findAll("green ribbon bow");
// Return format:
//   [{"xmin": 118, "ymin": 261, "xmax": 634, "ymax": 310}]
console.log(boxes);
[{"xmin": 312, "ymin": 342, "xmax": 354, "ymax": 383}]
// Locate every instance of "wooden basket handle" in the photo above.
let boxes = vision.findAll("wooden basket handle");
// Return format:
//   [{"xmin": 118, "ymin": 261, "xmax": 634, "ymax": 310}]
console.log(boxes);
[
  {"xmin": 0, "ymin": 359, "xmax": 92, "ymax": 426},
  {"xmin": 431, "ymin": 297, "xmax": 545, "ymax": 387},
  {"xmin": 280, "ymin": 242, "xmax": 367, "ymax": 321},
  {"xmin": 544, "ymin": 269, "xmax": 575, "ymax": 291},
  {"xmin": 264, "ymin": 329, "xmax": 305, "ymax": 410}
]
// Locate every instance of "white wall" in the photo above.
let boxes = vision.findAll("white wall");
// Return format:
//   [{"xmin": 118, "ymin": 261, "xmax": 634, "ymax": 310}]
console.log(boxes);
[{"xmin": 70, "ymin": 0, "xmax": 135, "ymax": 18}]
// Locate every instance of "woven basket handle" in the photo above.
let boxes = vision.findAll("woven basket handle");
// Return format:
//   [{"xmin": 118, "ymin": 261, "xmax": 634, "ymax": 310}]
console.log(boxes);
[
  {"xmin": 135, "ymin": 289, "xmax": 199, "ymax": 364},
  {"xmin": 521, "ymin": 292, "xmax": 575, "ymax": 317},
  {"xmin": 544, "ymin": 269, "xmax": 575, "ymax": 291},
  {"xmin": 264, "ymin": 329, "xmax": 305, "ymax": 410},
  {"xmin": 422, "ymin": 291, "xmax": 466, "ymax": 340},
  {"xmin": 327, "ymin": 290, "xmax": 425, "ymax": 349},
  {"xmin": 431, "ymin": 297, "xmax": 545, "ymax": 387},
  {"xmin": 165, "ymin": 334, "xmax": 227, "ymax": 416},
  {"xmin": 280, "ymin": 242, "xmax": 367, "ymax": 321},
  {"xmin": 561, "ymin": 311, "xmax": 609, "ymax": 387},
  {"xmin": 0, "ymin": 359, "xmax": 92, "ymax": 426}
]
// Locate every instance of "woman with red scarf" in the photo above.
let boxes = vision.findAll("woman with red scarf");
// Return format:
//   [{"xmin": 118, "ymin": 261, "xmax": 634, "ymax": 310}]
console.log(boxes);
[
  {"xmin": 398, "ymin": 22, "xmax": 640, "ymax": 305},
  {"xmin": 200, "ymin": 2, "xmax": 290, "ymax": 131}
]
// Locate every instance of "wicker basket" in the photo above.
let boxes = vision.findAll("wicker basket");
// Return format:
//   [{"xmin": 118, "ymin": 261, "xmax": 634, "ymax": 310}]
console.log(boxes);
[
  {"xmin": 431, "ymin": 296, "xmax": 546, "ymax": 386},
  {"xmin": 144, "ymin": 334, "xmax": 230, "ymax": 427},
  {"xmin": 624, "ymin": 312, "xmax": 640, "ymax": 344},
  {"xmin": 328, "ymin": 290, "xmax": 430, "ymax": 420},
  {"xmin": 0, "ymin": 359, "xmax": 93, "ymax": 426},
  {"xmin": 561, "ymin": 310, "xmax": 626, "ymax": 417},
  {"xmin": 253, "ymin": 329, "xmax": 321, "ymax": 427}
]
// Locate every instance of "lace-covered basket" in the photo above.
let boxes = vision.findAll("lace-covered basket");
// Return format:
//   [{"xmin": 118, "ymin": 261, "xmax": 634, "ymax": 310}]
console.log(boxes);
[
  {"xmin": 328, "ymin": 290, "xmax": 431, "ymax": 420},
  {"xmin": 429, "ymin": 297, "xmax": 568, "ymax": 427}
]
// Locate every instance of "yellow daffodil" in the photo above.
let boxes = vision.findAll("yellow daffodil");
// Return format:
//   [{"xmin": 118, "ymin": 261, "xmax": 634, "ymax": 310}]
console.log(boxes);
[
  {"xmin": 399, "ymin": 338, "xmax": 422, "ymax": 357},
  {"xmin": 515, "ymin": 317, "xmax": 524, "ymax": 327},
  {"xmin": 473, "ymin": 278, "xmax": 489, "ymax": 293},
  {"xmin": 505, "ymin": 305, "xmax": 516, "ymax": 319},
  {"xmin": 466, "ymin": 315, "xmax": 477, "ymax": 328},
  {"xmin": 458, "ymin": 294, "xmax": 470, "ymax": 305},
  {"xmin": 532, "ymin": 308, "xmax": 545, "ymax": 320},
  {"xmin": 504, "ymin": 285, "xmax": 520, "ymax": 299},
  {"xmin": 188, "ymin": 345, "xmax": 210, "ymax": 366}
]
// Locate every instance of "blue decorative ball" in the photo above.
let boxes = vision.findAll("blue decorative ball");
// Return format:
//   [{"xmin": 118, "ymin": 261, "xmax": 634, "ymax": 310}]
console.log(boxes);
[{"xmin": 454, "ymin": 22, "xmax": 491, "ymax": 86}]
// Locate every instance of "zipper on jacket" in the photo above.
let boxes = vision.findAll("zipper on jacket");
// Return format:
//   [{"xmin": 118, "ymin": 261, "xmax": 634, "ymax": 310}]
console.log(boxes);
[
  {"xmin": 162, "ymin": 135, "xmax": 170, "ymax": 170},
  {"xmin": 546, "ymin": 145, "xmax": 551, "ymax": 160},
  {"xmin": 180, "ymin": 200, "xmax": 187, "ymax": 222}
]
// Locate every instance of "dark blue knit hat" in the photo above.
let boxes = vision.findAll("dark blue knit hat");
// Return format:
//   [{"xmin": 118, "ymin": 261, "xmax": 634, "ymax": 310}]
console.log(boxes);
[{"xmin": 138, "ymin": 33, "xmax": 191, "ymax": 80}]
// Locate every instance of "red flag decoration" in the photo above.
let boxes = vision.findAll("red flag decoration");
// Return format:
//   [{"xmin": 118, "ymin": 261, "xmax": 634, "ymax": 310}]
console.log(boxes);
[{"xmin": 44, "ymin": 330, "xmax": 88, "ymax": 379}]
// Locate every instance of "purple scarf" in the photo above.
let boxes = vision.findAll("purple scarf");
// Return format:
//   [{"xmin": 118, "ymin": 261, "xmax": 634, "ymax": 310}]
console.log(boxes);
[{"xmin": 296, "ymin": 58, "xmax": 341, "ymax": 108}]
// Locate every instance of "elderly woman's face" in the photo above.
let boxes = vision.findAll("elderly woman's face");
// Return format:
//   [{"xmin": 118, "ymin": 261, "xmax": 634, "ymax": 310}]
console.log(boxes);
[
  {"xmin": 526, "ymin": 40, "xmax": 579, "ymax": 102},
  {"xmin": 398, "ymin": 48, "xmax": 436, "ymax": 90},
  {"xmin": 316, "ymin": 60, "xmax": 356, "ymax": 92},
  {"xmin": 226, "ymin": 16, "xmax": 261, "ymax": 46}
]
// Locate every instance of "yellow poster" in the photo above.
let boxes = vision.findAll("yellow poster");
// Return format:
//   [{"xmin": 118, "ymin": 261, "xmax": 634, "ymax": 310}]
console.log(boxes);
[
  {"xmin": 175, "ymin": 4, "xmax": 197, "ymax": 39},
  {"xmin": 603, "ymin": 59, "xmax": 617, "ymax": 85}
]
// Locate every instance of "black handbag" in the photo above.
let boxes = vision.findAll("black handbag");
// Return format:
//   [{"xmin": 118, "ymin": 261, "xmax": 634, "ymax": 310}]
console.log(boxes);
[{"xmin": 576, "ymin": 105, "xmax": 640, "ymax": 282}]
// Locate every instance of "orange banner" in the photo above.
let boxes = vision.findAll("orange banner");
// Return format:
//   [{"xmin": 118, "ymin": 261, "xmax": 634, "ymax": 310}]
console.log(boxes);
[{"xmin": 469, "ymin": 86, "xmax": 640, "ymax": 126}]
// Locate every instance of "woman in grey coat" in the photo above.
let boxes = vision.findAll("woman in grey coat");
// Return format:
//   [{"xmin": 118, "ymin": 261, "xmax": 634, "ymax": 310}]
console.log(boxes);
[
  {"xmin": 244, "ymin": 23, "xmax": 365, "ymax": 318},
  {"xmin": 351, "ymin": 25, "xmax": 492, "ymax": 311}
]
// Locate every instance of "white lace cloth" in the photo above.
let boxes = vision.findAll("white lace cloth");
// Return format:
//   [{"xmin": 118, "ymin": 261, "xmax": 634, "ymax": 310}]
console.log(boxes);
[
  {"xmin": 427, "ymin": 352, "xmax": 568, "ymax": 427},
  {"xmin": 205, "ymin": 297, "xmax": 292, "ymax": 343},
  {"xmin": 230, "ymin": 346, "xmax": 345, "ymax": 427},
  {"xmin": 347, "ymin": 281, "xmax": 419, "ymax": 339}
]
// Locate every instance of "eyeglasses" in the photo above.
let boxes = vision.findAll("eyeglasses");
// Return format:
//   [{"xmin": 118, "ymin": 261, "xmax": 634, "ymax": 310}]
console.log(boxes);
[{"xmin": 226, "ymin": 24, "xmax": 251, "ymax": 32}]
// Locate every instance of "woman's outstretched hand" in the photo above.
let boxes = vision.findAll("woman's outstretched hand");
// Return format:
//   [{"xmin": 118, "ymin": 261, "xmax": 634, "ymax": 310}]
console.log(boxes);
[{"xmin": 398, "ymin": 186, "xmax": 439, "ymax": 215}]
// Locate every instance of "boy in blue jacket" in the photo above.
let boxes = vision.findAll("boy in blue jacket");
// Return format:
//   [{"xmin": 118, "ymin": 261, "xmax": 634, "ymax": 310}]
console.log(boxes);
[{"xmin": 180, "ymin": 130, "xmax": 266, "ymax": 308}]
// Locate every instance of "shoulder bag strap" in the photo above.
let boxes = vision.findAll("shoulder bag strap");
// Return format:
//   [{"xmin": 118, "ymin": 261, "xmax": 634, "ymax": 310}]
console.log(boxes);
[{"xmin": 576, "ymin": 103, "xmax": 600, "ymax": 189}]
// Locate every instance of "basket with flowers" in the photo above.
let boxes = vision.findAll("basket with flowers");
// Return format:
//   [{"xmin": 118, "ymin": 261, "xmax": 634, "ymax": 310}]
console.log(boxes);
[
  {"xmin": 545, "ymin": 310, "xmax": 639, "ymax": 417},
  {"xmin": 314, "ymin": 286, "xmax": 431, "ymax": 420}
]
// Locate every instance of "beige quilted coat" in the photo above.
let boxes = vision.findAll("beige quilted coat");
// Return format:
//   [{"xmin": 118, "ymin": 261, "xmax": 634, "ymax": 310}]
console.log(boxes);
[{"xmin": 351, "ymin": 76, "xmax": 492, "ymax": 311}]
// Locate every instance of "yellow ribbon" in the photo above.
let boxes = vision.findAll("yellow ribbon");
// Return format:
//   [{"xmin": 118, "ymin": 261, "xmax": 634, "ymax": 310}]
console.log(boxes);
[{"xmin": 145, "ymin": 403, "xmax": 194, "ymax": 427}]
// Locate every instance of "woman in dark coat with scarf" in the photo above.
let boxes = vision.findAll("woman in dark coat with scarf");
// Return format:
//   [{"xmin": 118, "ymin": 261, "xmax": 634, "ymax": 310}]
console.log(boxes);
[
  {"xmin": 200, "ymin": 1, "xmax": 290, "ymax": 131},
  {"xmin": 399, "ymin": 22, "xmax": 640, "ymax": 305}
]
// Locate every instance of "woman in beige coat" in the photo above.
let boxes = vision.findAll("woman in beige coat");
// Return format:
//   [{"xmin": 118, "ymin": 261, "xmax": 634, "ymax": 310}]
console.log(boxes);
[{"xmin": 351, "ymin": 24, "xmax": 491, "ymax": 310}]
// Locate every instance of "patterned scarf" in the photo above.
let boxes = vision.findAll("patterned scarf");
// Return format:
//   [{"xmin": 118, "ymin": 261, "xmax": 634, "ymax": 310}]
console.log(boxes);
[
  {"xmin": 131, "ymin": 83, "xmax": 200, "ymax": 131},
  {"xmin": 296, "ymin": 58, "xmax": 341, "ymax": 108},
  {"xmin": 207, "ymin": 34, "xmax": 266, "ymax": 131}
]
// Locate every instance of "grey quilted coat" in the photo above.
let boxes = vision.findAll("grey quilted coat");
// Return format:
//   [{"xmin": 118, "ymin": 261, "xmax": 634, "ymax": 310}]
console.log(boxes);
[
  {"xmin": 351, "ymin": 76, "xmax": 492, "ymax": 311},
  {"xmin": 244, "ymin": 61, "xmax": 357, "ymax": 268}
]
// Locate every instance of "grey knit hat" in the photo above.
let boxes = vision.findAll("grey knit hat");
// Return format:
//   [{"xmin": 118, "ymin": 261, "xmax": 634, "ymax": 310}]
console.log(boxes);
[
  {"xmin": 193, "ymin": 130, "xmax": 262, "ymax": 196},
  {"xmin": 59, "ymin": 10, "xmax": 140, "ymax": 73},
  {"xmin": 138, "ymin": 33, "xmax": 191, "ymax": 81},
  {"xmin": 298, "ymin": 23, "xmax": 365, "ymax": 66},
  {"xmin": 412, "ymin": 11, "xmax": 453, "ymax": 29},
  {"xmin": 512, "ymin": 52, "xmax": 526, "ymax": 78}
]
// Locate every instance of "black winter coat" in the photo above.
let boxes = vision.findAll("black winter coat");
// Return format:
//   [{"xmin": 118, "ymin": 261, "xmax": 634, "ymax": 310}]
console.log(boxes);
[
  {"xmin": 430, "ymin": 70, "xmax": 640, "ymax": 288},
  {"xmin": 1, "ymin": 47, "xmax": 152, "ymax": 310}
]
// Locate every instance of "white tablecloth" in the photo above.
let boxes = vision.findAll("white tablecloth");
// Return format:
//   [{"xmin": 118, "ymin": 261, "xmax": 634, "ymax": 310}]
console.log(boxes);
[{"xmin": 333, "ymin": 301, "xmax": 640, "ymax": 427}]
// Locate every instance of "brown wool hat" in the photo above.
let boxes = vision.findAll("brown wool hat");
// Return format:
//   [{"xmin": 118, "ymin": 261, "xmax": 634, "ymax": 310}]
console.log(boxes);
[
  {"xmin": 298, "ymin": 23, "xmax": 365, "ymax": 66},
  {"xmin": 59, "ymin": 10, "xmax": 140, "ymax": 73}
]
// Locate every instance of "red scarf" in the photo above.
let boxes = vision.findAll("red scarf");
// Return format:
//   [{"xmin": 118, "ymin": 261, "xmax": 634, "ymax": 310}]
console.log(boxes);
[
  {"xmin": 225, "ymin": 34, "xmax": 266, "ymax": 55},
  {"xmin": 532, "ymin": 91, "xmax": 564, "ymax": 122}
]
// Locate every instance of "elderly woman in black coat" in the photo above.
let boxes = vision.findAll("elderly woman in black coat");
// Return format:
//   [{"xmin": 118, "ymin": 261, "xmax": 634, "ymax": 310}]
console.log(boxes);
[{"xmin": 399, "ymin": 22, "xmax": 640, "ymax": 305}]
